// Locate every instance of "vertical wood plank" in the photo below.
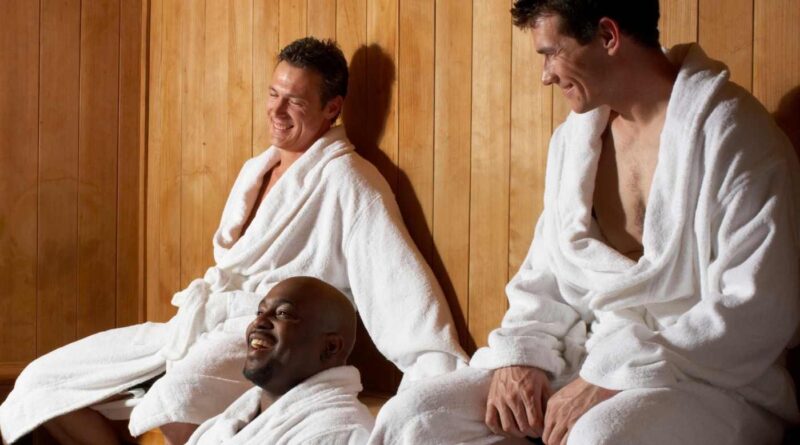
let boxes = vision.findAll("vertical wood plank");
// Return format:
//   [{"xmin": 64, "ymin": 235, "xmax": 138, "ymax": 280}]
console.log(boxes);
[
  {"xmin": 308, "ymin": 0, "xmax": 337, "ymax": 40},
  {"xmin": 147, "ymin": 0, "xmax": 183, "ymax": 322},
  {"xmin": 117, "ymin": 0, "xmax": 147, "ymax": 326},
  {"xmin": 254, "ymin": 0, "xmax": 281, "ymax": 153},
  {"xmin": 659, "ymin": 0, "xmax": 698, "ymax": 48},
  {"xmin": 337, "ymin": 0, "xmax": 367, "ymax": 144},
  {"xmin": 227, "ymin": 0, "xmax": 255, "ymax": 185},
  {"xmin": 279, "ymin": 0, "xmax": 307, "ymax": 47},
  {"xmin": 432, "ymin": 0, "xmax": 474, "ymax": 352},
  {"xmin": 0, "ymin": 0, "xmax": 39, "ymax": 363},
  {"xmin": 77, "ymin": 0, "xmax": 120, "ymax": 337},
  {"xmin": 698, "ymin": 0, "xmax": 753, "ymax": 91},
  {"xmin": 365, "ymin": 0, "xmax": 399, "ymax": 190},
  {"xmin": 181, "ymin": 0, "xmax": 208, "ymax": 286},
  {"xmin": 37, "ymin": 0, "xmax": 81, "ymax": 354},
  {"xmin": 754, "ymin": 0, "xmax": 800, "ymax": 152},
  {"xmin": 397, "ymin": 0, "xmax": 434, "ymax": 260},
  {"xmin": 469, "ymin": 0, "xmax": 511, "ymax": 348},
  {"xmin": 510, "ymin": 26, "xmax": 551, "ymax": 277}
]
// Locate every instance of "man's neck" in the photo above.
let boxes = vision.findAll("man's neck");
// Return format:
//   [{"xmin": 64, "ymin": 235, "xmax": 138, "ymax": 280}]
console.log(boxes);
[{"xmin": 606, "ymin": 47, "xmax": 678, "ymax": 129}]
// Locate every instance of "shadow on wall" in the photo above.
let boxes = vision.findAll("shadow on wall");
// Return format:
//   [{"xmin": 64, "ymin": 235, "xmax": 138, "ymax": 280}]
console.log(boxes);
[
  {"xmin": 774, "ymin": 86, "xmax": 800, "ymax": 412},
  {"xmin": 774, "ymin": 85, "xmax": 800, "ymax": 161},
  {"xmin": 342, "ymin": 44, "xmax": 475, "ymax": 395}
]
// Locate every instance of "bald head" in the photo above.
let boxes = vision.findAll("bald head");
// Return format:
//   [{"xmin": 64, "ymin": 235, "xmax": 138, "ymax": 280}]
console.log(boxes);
[{"xmin": 243, "ymin": 276, "xmax": 357, "ymax": 397}]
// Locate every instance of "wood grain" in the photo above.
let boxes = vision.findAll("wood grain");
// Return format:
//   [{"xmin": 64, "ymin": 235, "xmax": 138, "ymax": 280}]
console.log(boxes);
[
  {"xmin": 253, "ymin": 0, "xmax": 281, "ymax": 152},
  {"xmin": 279, "ymin": 0, "xmax": 307, "ymax": 48},
  {"xmin": 659, "ymin": 0, "xmax": 698, "ymax": 48},
  {"xmin": 117, "ymin": 0, "xmax": 147, "ymax": 327},
  {"xmin": 398, "ymin": 0, "xmax": 434, "ymax": 260},
  {"xmin": 432, "ymin": 0, "xmax": 474, "ymax": 352},
  {"xmin": 469, "ymin": 0, "xmax": 511, "ymax": 348},
  {"xmin": 698, "ymin": 0, "xmax": 753, "ymax": 91},
  {"xmin": 37, "ymin": 0, "xmax": 80, "ymax": 354},
  {"xmin": 510, "ymin": 25, "xmax": 551, "ymax": 278},
  {"xmin": 308, "ymin": 0, "xmax": 337, "ymax": 40},
  {"xmin": 77, "ymin": 0, "xmax": 120, "ymax": 337}
]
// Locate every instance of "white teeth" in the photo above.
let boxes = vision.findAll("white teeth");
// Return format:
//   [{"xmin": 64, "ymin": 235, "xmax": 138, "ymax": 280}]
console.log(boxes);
[{"xmin": 250, "ymin": 338, "xmax": 271, "ymax": 349}]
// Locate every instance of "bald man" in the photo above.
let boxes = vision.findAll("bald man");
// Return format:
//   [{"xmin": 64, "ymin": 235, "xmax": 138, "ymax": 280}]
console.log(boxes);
[{"xmin": 186, "ymin": 276, "xmax": 374, "ymax": 445}]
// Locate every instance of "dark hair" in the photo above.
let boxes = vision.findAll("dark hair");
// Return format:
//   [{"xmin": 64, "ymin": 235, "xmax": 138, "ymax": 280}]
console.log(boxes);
[
  {"xmin": 277, "ymin": 37, "xmax": 349, "ymax": 105},
  {"xmin": 510, "ymin": 0, "xmax": 660, "ymax": 48}
]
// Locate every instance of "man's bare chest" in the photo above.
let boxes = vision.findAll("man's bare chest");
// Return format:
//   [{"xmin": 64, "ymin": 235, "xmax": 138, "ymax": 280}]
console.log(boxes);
[{"xmin": 592, "ymin": 127, "xmax": 660, "ymax": 260}]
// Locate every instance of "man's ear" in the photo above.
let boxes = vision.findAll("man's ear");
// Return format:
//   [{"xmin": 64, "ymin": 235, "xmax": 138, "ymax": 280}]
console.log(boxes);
[
  {"xmin": 321, "ymin": 333, "xmax": 344, "ymax": 362},
  {"xmin": 597, "ymin": 17, "xmax": 621, "ymax": 55},
  {"xmin": 323, "ymin": 96, "xmax": 344, "ymax": 121}
]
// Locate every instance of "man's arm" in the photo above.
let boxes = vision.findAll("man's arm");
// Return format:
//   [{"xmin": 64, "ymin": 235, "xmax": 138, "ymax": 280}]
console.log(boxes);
[{"xmin": 344, "ymin": 191, "xmax": 468, "ymax": 383}]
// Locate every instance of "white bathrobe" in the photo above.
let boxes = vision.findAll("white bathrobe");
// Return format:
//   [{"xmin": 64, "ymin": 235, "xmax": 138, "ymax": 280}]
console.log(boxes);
[
  {"xmin": 371, "ymin": 44, "xmax": 800, "ymax": 445},
  {"xmin": 0, "ymin": 125, "xmax": 467, "ymax": 443},
  {"xmin": 187, "ymin": 366, "xmax": 374, "ymax": 445}
]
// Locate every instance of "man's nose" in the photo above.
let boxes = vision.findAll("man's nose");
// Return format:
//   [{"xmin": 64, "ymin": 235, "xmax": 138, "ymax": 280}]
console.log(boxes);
[
  {"xmin": 541, "ymin": 68, "xmax": 556, "ymax": 86},
  {"xmin": 272, "ymin": 98, "xmax": 289, "ymax": 115},
  {"xmin": 253, "ymin": 313, "xmax": 274, "ymax": 329}
]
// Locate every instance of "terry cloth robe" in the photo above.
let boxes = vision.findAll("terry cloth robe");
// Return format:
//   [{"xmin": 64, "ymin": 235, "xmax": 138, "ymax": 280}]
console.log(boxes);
[
  {"xmin": 0, "ymin": 125, "xmax": 467, "ymax": 443},
  {"xmin": 370, "ymin": 43, "xmax": 800, "ymax": 445},
  {"xmin": 187, "ymin": 366, "xmax": 374, "ymax": 445}
]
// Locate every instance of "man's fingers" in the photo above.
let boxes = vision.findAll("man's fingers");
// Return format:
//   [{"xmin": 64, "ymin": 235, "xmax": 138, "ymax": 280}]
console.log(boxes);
[
  {"xmin": 522, "ymin": 387, "xmax": 544, "ymax": 437},
  {"xmin": 497, "ymin": 402, "xmax": 525, "ymax": 438},
  {"xmin": 542, "ymin": 404, "xmax": 555, "ymax": 444},
  {"xmin": 485, "ymin": 403, "xmax": 501, "ymax": 435}
]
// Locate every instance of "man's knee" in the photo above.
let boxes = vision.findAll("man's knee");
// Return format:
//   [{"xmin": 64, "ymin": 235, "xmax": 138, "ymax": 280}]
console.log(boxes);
[{"xmin": 160, "ymin": 422, "xmax": 199, "ymax": 445}]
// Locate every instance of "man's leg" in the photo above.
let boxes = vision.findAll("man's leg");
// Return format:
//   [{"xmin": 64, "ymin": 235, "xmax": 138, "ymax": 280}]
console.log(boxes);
[
  {"xmin": 160, "ymin": 422, "xmax": 198, "ymax": 445},
  {"xmin": 567, "ymin": 380, "xmax": 784, "ymax": 445},
  {"xmin": 43, "ymin": 408, "xmax": 129, "ymax": 445},
  {"xmin": 369, "ymin": 366, "xmax": 530, "ymax": 445}
]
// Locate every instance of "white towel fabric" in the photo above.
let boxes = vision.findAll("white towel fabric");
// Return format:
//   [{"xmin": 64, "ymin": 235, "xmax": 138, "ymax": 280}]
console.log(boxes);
[
  {"xmin": 372, "ymin": 43, "xmax": 800, "ymax": 444},
  {"xmin": 187, "ymin": 366, "xmax": 374, "ymax": 445},
  {"xmin": 0, "ymin": 125, "xmax": 467, "ymax": 443}
]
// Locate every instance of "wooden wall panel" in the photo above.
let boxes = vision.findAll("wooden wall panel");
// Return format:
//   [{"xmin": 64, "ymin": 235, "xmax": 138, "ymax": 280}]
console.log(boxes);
[
  {"xmin": 77, "ymin": 0, "xmax": 121, "ymax": 337},
  {"xmin": 469, "ymin": 0, "xmax": 511, "ymax": 348},
  {"xmin": 1, "ymin": 0, "xmax": 146, "ymax": 377},
  {"xmin": 659, "ymin": 0, "xmax": 698, "ymax": 48},
  {"xmin": 308, "ymin": 0, "xmax": 337, "ymax": 40},
  {"xmin": 37, "ymin": 0, "xmax": 80, "ymax": 354},
  {"xmin": 754, "ymin": 0, "xmax": 800, "ymax": 152},
  {"xmin": 117, "ymin": 0, "xmax": 147, "ymax": 327},
  {"xmin": 432, "ymin": 0, "xmax": 473, "ymax": 351},
  {"xmin": 0, "ymin": 0, "xmax": 39, "ymax": 364},
  {"xmin": 280, "ymin": 0, "xmax": 307, "ymax": 48},
  {"xmin": 253, "ymin": 1, "xmax": 281, "ymax": 152},
  {"xmin": 699, "ymin": 0, "xmax": 753, "ymax": 90},
  {"xmin": 510, "ymin": 25, "xmax": 551, "ymax": 277},
  {"xmin": 398, "ymin": 0, "xmax": 434, "ymax": 261}
]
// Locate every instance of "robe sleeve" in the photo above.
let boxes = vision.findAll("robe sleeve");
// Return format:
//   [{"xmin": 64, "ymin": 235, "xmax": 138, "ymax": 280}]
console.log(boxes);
[
  {"xmin": 344, "ymin": 193, "xmax": 469, "ymax": 387},
  {"xmin": 469, "ymin": 215, "xmax": 584, "ymax": 377},
  {"xmin": 580, "ymin": 160, "xmax": 800, "ymax": 391}
]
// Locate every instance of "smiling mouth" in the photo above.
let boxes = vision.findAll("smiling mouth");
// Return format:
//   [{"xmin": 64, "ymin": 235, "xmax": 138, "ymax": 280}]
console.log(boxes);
[
  {"xmin": 272, "ymin": 122, "xmax": 293, "ymax": 131},
  {"xmin": 248, "ymin": 333, "xmax": 276, "ymax": 351}
]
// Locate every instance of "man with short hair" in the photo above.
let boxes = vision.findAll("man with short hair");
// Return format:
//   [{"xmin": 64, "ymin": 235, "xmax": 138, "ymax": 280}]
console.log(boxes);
[
  {"xmin": 0, "ymin": 37, "xmax": 467, "ymax": 445},
  {"xmin": 187, "ymin": 276, "xmax": 374, "ymax": 444},
  {"xmin": 370, "ymin": 1, "xmax": 800, "ymax": 444}
]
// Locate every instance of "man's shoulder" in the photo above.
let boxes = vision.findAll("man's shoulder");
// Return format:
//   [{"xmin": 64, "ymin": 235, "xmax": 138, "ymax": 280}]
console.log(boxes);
[{"xmin": 320, "ymin": 151, "xmax": 394, "ymax": 199}]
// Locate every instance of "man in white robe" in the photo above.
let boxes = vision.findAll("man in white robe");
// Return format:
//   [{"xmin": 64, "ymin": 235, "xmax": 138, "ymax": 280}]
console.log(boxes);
[
  {"xmin": 370, "ymin": 1, "xmax": 800, "ymax": 444},
  {"xmin": 186, "ymin": 276, "xmax": 374, "ymax": 445},
  {"xmin": 0, "ymin": 37, "xmax": 467, "ymax": 444}
]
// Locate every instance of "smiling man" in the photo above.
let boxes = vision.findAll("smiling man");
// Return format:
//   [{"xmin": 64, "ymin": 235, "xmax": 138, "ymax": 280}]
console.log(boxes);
[
  {"xmin": 370, "ymin": 1, "xmax": 800, "ymax": 444},
  {"xmin": 186, "ymin": 276, "xmax": 374, "ymax": 444},
  {"xmin": 0, "ymin": 37, "xmax": 466, "ymax": 445}
]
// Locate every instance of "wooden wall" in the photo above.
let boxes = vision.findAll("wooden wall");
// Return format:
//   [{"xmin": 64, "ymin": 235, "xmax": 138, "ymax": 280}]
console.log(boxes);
[
  {"xmin": 0, "ymin": 0, "xmax": 147, "ymax": 385},
  {"xmin": 2, "ymin": 0, "xmax": 798, "ymax": 398}
]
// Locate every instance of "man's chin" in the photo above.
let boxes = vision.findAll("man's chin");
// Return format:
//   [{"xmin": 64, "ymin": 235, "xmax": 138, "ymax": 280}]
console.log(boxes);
[{"xmin": 243, "ymin": 363, "xmax": 273, "ymax": 387}]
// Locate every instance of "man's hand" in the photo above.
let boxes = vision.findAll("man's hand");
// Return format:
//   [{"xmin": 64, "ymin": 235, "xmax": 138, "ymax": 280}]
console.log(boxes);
[
  {"xmin": 485, "ymin": 366, "xmax": 551, "ymax": 438},
  {"xmin": 542, "ymin": 377, "xmax": 619, "ymax": 445}
]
